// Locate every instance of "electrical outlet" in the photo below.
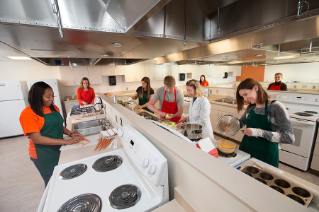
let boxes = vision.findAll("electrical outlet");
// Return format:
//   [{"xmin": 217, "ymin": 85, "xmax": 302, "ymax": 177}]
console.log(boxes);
[
  {"xmin": 216, "ymin": 90, "xmax": 219, "ymax": 94},
  {"xmin": 313, "ymin": 86, "xmax": 316, "ymax": 89},
  {"xmin": 294, "ymin": 85, "xmax": 297, "ymax": 89},
  {"xmin": 210, "ymin": 90, "xmax": 212, "ymax": 94},
  {"xmin": 302, "ymin": 85, "xmax": 307, "ymax": 88},
  {"xmin": 126, "ymin": 87, "xmax": 128, "ymax": 90}
]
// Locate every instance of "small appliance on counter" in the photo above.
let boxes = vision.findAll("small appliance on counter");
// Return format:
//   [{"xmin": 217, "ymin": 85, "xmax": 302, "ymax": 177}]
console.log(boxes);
[{"xmin": 38, "ymin": 124, "xmax": 169, "ymax": 212}]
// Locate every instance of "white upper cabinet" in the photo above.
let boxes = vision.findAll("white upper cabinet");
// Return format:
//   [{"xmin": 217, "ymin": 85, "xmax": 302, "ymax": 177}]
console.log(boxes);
[
  {"xmin": 101, "ymin": 66, "xmax": 113, "ymax": 76},
  {"xmin": 170, "ymin": 65, "xmax": 179, "ymax": 81},
  {"xmin": 60, "ymin": 67, "xmax": 76, "ymax": 86},
  {"xmin": 101, "ymin": 66, "xmax": 125, "ymax": 76},
  {"xmin": 114, "ymin": 66, "xmax": 125, "ymax": 75},
  {"xmin": 162, "ymin": 65, "xmax": 171, "ymax": 77},
  {"xmin": 154, "ymin": 65, "xmax": 163, "ymax": 81},
  {"xmin": 74, "ymin": 67, "xmax": 89, "ymax": 85},
  {"xmin": 135, "ymin": 63, "xmax": 145, "ymax": 81},
  {"xmin": 60, "ymin": 66, "xmax": 102, "ymax": 86},
  {"xmin": 88, "ymin": 66, "xmax": 102, "ymax": 84},
  {"xmin": 124, "ymin": 65, "xmax": 136, "ymax": 82},
  {"xmin": 144, "ymin": 64, "xmax": 155, "ymax": 80}
]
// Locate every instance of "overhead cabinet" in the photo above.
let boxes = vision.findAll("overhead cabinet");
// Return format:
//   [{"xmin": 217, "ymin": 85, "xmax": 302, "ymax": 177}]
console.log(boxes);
[
  {"xmin": 60, "ymin": 66, "xmax": 102, "ymax": 86},
  {"xmin": 101, "ymin": 66, "xmax": 125, "ymax": 76},
  {"xmin": 124, "ymin": 64, "xmax": 145, "ymax": 82}
]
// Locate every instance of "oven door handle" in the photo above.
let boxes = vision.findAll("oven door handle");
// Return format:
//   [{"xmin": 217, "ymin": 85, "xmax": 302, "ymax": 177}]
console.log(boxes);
[{"xmin": 289, "ymin": 118, "xmax": 315, "ymax": 126}]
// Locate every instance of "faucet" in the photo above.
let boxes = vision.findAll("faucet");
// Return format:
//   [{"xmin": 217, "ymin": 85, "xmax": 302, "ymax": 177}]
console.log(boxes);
[{"xmin": 103, "ymin": 104, "xmax": 107, "ymax": 120}]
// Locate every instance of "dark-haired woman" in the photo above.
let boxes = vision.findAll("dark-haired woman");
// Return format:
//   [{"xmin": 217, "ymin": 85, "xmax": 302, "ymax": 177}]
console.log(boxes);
[
  {"xmin": 77, "ymin": 77, "xmax": 95, "ymax": 105},
  {"xmin": 236, "ymin": 78, "xmax": 294, "ymax": 167},
  {"xmin": 200, "ymin": 75, "xmax": 209, "ymax": 86},
  {"xmin": 20, "ymin": 82, "xmax": 82, "ymax": 186},
  {"xmin": 130, "ymin": 77, "xmax": 154, "ymax": 113}
]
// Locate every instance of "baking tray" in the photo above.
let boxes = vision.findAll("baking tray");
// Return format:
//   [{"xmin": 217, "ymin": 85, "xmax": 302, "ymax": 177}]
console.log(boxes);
[{"xmin": 241, "ymin": 166, "xmax": 313, "ymax": 207}]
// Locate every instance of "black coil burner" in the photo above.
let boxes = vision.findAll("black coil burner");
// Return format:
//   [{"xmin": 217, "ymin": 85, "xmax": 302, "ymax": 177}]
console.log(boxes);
[
  {"xmin": 294, "ymin": 112, "xmax": 314, "ymax": 117},
  {"xmin": 60, "ymin": 164, "xmax": 87, "ymax": 180},
  {"xmin": 92, "ymin": 155, "xmax": 122, "ymax": 172},
  {"xmin": 304, "ymin": 111, "xmax": 318, "ymax": 114},
  {"xmin": 217, "ymin": 149, "xmax": 237, "ymax": 158},
  {"xmin": 109, "ymin": 185, "xmax": 141, "ymax": 209},
  {"xmin": 58, "ymin": 193, "xmax": 101, "ymax": 212}
]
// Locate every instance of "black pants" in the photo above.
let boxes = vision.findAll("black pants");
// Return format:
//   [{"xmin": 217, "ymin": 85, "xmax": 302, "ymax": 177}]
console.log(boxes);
[{"xmin": 30, "ymin": 157, "xmax": 52, "ymax": 187}]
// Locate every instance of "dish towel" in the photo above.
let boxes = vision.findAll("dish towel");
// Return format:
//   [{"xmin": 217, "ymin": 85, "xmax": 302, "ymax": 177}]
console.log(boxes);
[
  {"xmin": 196, "ymin": 137, "xmax": 219, "ymax": 158},
  {"xmin": 100, "ymin": 128, "xmax": 118, "ymax": 137}
]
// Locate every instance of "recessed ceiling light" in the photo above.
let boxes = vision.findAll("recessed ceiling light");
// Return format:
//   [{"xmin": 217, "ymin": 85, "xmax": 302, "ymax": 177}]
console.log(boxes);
[
  {"xmin": 110, "ymin": 42, "xmax": 123, "ymax": 47},
  {"xmin": 255, "ymin": 54, "xmax": 262, "ymax": 57},
  {"xmin": 100, "ymin": 54, "xmax": 108, "ymax": 56},
  {"xmin": 7, "ymin": 56, "xmax": 31, "ymax": 60}
]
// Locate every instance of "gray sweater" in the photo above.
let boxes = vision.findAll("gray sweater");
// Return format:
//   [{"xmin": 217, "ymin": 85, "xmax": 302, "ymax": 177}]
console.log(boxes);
[{"xmin": 239, "ymin": 100, "xmax": 295, "ymax": 144}]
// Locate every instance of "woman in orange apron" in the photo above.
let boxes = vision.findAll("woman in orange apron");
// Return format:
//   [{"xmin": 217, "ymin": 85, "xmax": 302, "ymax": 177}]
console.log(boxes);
[{"xmin": 20, "ymin": 82, "xmax": 82, "ymax": 186}]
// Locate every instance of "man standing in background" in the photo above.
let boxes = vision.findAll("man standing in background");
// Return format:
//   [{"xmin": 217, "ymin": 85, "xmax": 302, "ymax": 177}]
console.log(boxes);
[{"xmin": 267, "ymin": 73, "xmax": 287, "ymax": 91}]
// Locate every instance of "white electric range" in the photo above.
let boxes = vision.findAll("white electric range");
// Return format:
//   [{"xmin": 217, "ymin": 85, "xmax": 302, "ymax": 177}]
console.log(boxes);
[
  {"xmin": 38, "ymin": 124, "xmax": 169, "ymax": 212},
  {"xmin": 275, "ymin": 93, "xmax": 319, "ymax": 171},
  {"xmin": 150, "ymin": 120, "xmax": 250, "ymax": 167}
]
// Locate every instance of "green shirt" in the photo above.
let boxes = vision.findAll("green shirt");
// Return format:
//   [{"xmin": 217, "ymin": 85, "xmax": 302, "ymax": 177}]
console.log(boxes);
[{"xmin": 193, "ymin": 97, "xmax": 197, "ymax": 103}]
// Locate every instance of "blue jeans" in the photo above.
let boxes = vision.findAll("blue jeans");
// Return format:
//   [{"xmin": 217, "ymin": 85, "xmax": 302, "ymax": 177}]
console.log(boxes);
[{"xmin": 30, "ymin": 157, "xmax": 52, "ymax": 187}]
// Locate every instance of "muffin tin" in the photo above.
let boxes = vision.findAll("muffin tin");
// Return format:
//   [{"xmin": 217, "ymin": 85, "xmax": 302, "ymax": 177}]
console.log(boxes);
[{"xmin": 241, "ymin": 166, "xmax": 313, "ymax": 207}]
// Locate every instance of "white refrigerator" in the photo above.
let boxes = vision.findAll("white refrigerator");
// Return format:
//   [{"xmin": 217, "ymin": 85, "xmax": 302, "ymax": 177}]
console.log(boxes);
[
  {"xmin": 0, "ymin": 81, "xmax": 29, "ymax": 138},
  {"xmin": 27, "ymin": 79, "xmax": 64, "ymax": 121}
]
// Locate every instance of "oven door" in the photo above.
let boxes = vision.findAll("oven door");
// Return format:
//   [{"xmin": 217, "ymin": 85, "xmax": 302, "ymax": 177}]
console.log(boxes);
[{"xmin": 279, "ymin": 118, "xmax": 316, "ymax": 157}]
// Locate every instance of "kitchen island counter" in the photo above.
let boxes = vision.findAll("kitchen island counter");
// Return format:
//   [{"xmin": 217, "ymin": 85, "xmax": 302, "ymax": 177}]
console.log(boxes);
[{"xmin": 95, "ymin": 93, "xmax": 317, "ymax": 212}]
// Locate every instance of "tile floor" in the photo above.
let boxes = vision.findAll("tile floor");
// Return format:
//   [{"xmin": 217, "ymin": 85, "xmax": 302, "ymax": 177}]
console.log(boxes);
[{"xmin": 1, "ymin": 135, "xmax": 318, "ymax": 211}]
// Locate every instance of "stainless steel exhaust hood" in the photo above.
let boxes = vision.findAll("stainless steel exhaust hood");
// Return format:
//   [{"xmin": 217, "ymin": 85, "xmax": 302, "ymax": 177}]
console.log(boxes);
[{"xmin": 1, "ymin": 0, "xmax": 319, "ymax": 66}]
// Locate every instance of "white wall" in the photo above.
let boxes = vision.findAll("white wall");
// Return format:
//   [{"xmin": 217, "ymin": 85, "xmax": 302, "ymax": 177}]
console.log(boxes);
[
  {"xmin": 0, "ymin": 61, "xmax": 61, "ymax": 81},
  {"xmin": 264, "ymin": 62, "xmax": 319, "ymax": 83}
]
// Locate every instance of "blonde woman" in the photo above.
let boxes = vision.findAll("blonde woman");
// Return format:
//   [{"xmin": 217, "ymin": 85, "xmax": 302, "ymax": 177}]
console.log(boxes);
[
  {"xmin": 77, "ymin": 77, "xmax": 95, "ymax": 105},
  {"xmin": 177, "ymin": 79, "xmax": 214, "ymax": 141}
]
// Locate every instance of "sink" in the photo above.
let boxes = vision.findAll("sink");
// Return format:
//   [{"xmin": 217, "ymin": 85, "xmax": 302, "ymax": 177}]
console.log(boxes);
[
  {"xmin": 214, "ymin": 98, "xmax": 237, "ymax": 105},
  {"xmin": 72, "ymin": 119, "xmax": 112, "ymax": 136},
  {"xmin": 137, "ymin": 111, "xmax": 160, "ymax": 121}
]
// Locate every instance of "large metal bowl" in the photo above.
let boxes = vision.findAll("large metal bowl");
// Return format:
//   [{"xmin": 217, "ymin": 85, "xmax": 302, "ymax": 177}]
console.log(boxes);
[{"xmin": 181, "ymin": 124, "xmax": 203, "ymax": 141}]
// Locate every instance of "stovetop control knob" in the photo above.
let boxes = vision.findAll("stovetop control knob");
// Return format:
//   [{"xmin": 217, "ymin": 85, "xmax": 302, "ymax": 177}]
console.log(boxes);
[
  {"xmin": 117, "ymin": 129, "xmax": 124, "ymax": 137},
  {"xmin": 142, "ymin": 158, "xmax": 149, "ymax": 168},
  {"xmin": 148, "ymin": 164, "xmax": 156, "ymax": 175}
]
